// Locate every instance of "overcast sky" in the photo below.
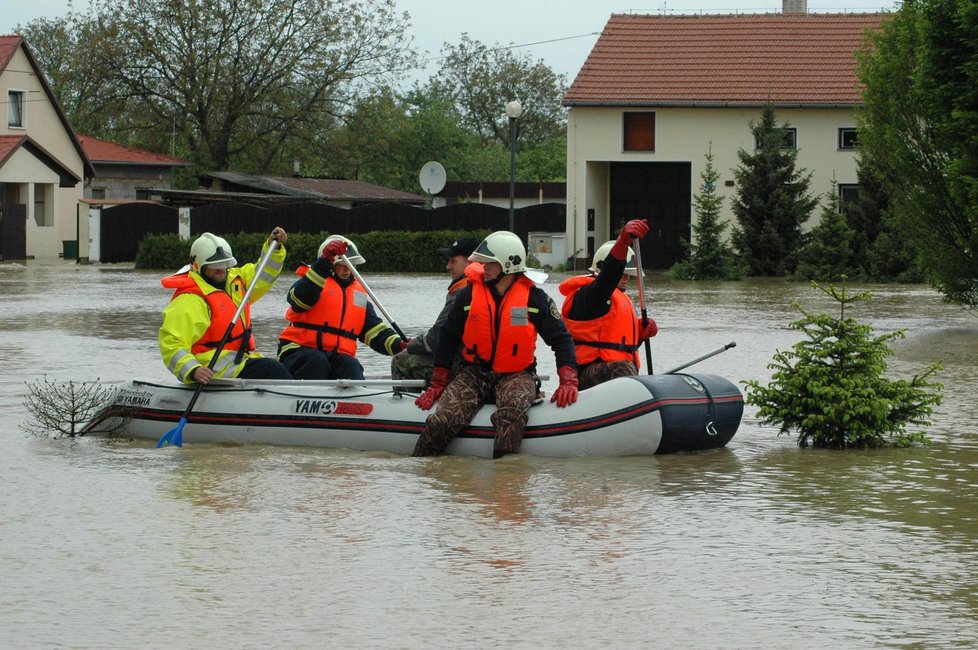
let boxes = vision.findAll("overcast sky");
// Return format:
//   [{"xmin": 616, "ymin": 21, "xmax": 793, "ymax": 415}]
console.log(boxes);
[{"xmin": 3, "ymin": 0, "xmax": 892, "ymax": 85}]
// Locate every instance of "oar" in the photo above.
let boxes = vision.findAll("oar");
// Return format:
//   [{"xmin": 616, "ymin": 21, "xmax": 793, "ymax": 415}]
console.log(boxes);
[
  {"xmin": 341, "ymin": 254, "xmax": 407, "ymax": 340},
  {"xmin": 664, "ymin": 342, "xmax": 737, "ymax": 375},
  {"xmin": 631, "ymin": 239, "xmax": 654, "ymax": 374},
  {"xmin": 156, "ymin": 240, "xmax": 280, "ymax": 448}
]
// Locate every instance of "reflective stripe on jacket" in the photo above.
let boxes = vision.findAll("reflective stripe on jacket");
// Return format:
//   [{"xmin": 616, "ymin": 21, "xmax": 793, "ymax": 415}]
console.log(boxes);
[
  {"xmin": 160, "ymin": 273, "xmax": 252, "ymax": 382},
  {"xmin": 279, "ymin": 266, "xmax": 368, "ymax": 356},
  {"xmin": 158, "ymin": 241, "xmax": 285, "ymax": 383},
  {"xmin": 559, "ymin": 275, "xmax": 640, "ymax": 368},
  {"xmin": 462, "ymin": 268, "xmax": 538, "ymax": 373}
]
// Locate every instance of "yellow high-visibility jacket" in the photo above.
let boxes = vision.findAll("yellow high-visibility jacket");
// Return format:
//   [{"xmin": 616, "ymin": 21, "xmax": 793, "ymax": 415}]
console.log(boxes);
[{"xmin": 158, "ymin": 242, "xmax": 285, "ymax": 383}]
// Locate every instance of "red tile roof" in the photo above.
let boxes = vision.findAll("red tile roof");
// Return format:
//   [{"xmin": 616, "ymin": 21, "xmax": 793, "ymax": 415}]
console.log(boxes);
[
  {"xmin": 76, "ymin": 134, "xmax": 190, "ymax": 166},
  {"xmin": 564, "ymin": 13, "xmax": 889, "ymax": 107},
  {"xmin": 0, "ymin": 35, "xmax": 23, "ymax": 69}
]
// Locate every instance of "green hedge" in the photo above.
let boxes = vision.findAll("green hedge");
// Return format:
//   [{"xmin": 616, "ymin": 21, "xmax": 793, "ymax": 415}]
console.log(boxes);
[{"xmin": 136, "ymin": 230, "xmax": 492, "ymax": 272}]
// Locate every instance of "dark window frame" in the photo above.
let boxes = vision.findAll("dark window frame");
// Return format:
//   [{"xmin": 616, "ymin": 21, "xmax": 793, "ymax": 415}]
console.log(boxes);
[{"xmin": 838, "ymin": 127, "xmax": 859, "ymax": 150}]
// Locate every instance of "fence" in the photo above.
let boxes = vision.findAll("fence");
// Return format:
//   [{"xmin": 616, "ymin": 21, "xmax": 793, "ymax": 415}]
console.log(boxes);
[{"xmin": 97, "ymin": 201, "xmax": 567, "ymax": 263}]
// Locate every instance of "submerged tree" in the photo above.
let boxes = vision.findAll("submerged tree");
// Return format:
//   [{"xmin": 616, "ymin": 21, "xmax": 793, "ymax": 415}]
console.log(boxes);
[
  {"xmin": 22, "ymin": 377, "xmax": 125, "ymax": 439},
  {"xmin": 731, "ymin": 105, "xmax": 819, "ymax": 276},
  {"xmin": 670, "ymin": 147, "xmax": 743, "ymax": 280},
  {"xmin": 743, "ymin": 280, "xmax": 942, "ymax": 448}
]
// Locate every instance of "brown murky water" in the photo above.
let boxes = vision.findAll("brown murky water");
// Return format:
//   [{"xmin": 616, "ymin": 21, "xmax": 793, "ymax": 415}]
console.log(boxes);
[{"xmin": 2, "ymin": 262, "xmax": 976, "ymax": 648}]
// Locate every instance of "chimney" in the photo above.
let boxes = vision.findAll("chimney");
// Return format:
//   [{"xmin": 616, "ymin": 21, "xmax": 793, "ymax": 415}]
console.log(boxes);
[{"xmin": 783, "ymin": 0, "xmax": 807, "ymax": 13}]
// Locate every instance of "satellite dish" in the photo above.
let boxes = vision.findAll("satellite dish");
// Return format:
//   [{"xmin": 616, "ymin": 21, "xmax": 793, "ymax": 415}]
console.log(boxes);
[{"xmin": 419, "ymin": 161, "xmax": 447, "ymax": 195}]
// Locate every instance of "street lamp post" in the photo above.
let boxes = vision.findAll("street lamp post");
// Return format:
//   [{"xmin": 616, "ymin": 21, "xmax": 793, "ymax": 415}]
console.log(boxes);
[{"xmin": 505, "ymin": 99, "xmax": 523, "ymax": 233}]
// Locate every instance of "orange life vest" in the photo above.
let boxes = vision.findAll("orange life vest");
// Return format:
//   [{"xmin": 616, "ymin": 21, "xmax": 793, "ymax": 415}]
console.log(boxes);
[
  {"xmin": 279, "ymin": 267, "xmax": 367, "ymax": 356},
  {"xmin": 560, "ymin": 275, "xmax": 640, "ymax": 368},
  {"xmin": 162, "ymin": 273, "xmax": 254, "ymax": 355},
  {"xmin": 462, "ymin": 267, "xmax": 538, "ymax": 373}
]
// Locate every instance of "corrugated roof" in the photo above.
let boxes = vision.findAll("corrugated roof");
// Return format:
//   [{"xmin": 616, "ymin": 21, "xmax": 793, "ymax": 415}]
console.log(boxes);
[
  {"xmin": 77, "ymin": 134, "xmax": 190, "ymax": 166},
  {"xmin": 206, "ymin": 172, "xmax": 426, "ymax": 202},
  {"xmin": 564, "ymin": 13, "xmax": 888, "ymax": 107}
]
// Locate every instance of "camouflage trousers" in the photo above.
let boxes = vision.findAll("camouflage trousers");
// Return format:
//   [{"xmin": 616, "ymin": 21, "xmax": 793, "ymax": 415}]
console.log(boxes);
[
  {"xmin": 578, "ymin": 360, "xmax": 638, "ymax": 391},
  {"xmin": 391, "ymin": 350, "xmax": 435, "ymax": 384},
  {"xmin": 412, "ymin": 366, "xmax": 538, "ymax": 457}
]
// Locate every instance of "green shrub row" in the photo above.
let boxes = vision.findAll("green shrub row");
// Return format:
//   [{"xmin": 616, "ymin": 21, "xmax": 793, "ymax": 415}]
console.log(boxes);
[{"xmin": 135, "ymin": 230, "xmax": 492, "ymax": 272}]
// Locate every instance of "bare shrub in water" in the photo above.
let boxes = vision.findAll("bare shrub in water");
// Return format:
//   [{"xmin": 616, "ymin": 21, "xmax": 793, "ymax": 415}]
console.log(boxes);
[
  {"xmin": 743, "ymin": 279, "xmax": 943, "ymax": 448},
  {"xmin": 21, "ymin": 377, "xmax": 126, "ymax": 438}
]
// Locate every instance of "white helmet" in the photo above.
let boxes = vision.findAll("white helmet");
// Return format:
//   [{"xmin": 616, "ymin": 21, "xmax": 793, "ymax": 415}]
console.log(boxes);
[
  {"xmin": 468, "ymin": 231, "xmax": 527, "ymax": 274},
  {"xmin": 318, "ymin": 234, "xmax": 365, "ymax": 266},
  {"xmin": 590, "ymin": 240, "xmax": 643, "ymax": 277},
  {"xmin": 190, "ymin": 233, "xmax": 236, "ymax": 270}
]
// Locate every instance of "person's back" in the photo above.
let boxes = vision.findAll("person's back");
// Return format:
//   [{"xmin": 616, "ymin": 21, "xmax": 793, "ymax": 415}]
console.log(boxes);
[{"xmin": 559, "ymin": 219, "xmax": 657, "ymax": 391}]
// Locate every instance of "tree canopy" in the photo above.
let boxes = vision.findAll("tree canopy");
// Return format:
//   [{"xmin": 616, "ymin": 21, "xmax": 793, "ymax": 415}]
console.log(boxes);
[
  {"xmin": 857, "ymin": 0, "xmax": 978, "ymax": 306},
  {"xmin": 22, "ymin": 0, "xmax": 416, "ymax": 173}
]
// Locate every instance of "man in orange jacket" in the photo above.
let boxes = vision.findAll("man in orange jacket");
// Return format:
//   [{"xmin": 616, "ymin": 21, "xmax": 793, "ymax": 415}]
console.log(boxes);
[
  {"xmin": 412, "ymin": 231, "xmax": 579, "ymax": 458},
  {"xmin": 558, "ymin": 219, "xmax": 657, "ymax": 390},
  {"xmin": 277, "ymin": 235, "xmax": 406, "ymax": 380}
]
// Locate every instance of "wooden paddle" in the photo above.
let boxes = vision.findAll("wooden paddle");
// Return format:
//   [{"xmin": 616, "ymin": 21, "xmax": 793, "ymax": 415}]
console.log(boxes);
[
  {"xmin": 631, "ymin": 239, "xmax": 654, "ymax": 374},
  {"xmin": 156, "ymin": 240, "xmax": 279, "ymax": 448}
]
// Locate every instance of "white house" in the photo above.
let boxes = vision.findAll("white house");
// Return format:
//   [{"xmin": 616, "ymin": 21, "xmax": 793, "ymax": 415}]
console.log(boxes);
[
  {"xmin": 0, "ymin": 35, "xmax": 93, "ymax": 261},
  {"xmin": 563, "ymin": 7, "xmax": 887, "ymax": 268}
]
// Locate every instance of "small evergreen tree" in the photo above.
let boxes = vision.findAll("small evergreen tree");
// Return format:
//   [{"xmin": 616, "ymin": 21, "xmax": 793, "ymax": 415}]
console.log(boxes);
[
  {"xmin": 670, "ymin": 147, "xmax": 744, "ymax": 280},
  {"xmin": 731, "ymin": 105, "xmax": 820, "ymax": 276},
  {"xmin": 793, "ymin": 182, "xmax": 859, "ymax": 282},
  {"xmin": 743, "ymin": 280, "xmax": 942, "ymax": 448}
]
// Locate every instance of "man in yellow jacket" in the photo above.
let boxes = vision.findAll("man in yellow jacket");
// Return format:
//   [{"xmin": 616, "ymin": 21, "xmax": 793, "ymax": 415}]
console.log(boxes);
[{"xmin": 159, "ymin": 228, "xmax": 291, "ymax": 384}]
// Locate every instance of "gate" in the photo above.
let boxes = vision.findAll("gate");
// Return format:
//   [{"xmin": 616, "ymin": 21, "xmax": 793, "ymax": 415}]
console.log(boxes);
[{"xmin": 0, "ymin": 203, "xmax": 27, "ymax": 261}]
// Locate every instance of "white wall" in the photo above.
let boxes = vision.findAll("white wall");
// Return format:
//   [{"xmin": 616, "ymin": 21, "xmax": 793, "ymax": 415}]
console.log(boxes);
[{"xmin": 566, "ymin": 105, "xmax": 860, "ymax": 263}]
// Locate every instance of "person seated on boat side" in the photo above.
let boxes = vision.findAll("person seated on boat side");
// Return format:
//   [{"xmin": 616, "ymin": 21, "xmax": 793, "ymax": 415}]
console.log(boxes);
[
  {"xmin": 412, "ymin": 231, "xmax": 579, "ymax": 458},
  {"xmin": 558, "ymin": 219, "xmax": 658, "ymax": 391},
  {"xmin": 390, "ymin": 237, "xmax": 479, "ymax": 384},
  {"xmin": 159, "ymin": 228, "xmax": 293, "ymax": 385},
  {"xmin": 277, "ymin": 235, "xmax": 407, "ymax": 380}
]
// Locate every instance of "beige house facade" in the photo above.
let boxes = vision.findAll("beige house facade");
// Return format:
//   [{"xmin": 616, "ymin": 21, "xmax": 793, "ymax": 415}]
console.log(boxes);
[
  {"xmin": 563, "ymin": 11, "xmax": 886, "ymax": 269},
  {"xmin": 1, "ymin": 35, "xmax": 92, "ymax": 261}
]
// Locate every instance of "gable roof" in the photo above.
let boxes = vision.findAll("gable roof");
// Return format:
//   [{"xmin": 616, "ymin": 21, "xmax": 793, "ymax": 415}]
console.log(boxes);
[
  {"xmin": 0, "ymin": 134, "xmax": 82, "ymax": 186},
  {"xmin": 205, "ymin": 172, "xmax": 426, "ymax": 203},
  {"xmin": 0, "ymin": 35, "xmax": 95, "ymax": 177},
  {"xmin": 564, "ymin": 13, "xmax": 888, "ymax": 108},
  {"xmin": 76, "ymin": 134, "xmax": 191, "ymax": 167}
]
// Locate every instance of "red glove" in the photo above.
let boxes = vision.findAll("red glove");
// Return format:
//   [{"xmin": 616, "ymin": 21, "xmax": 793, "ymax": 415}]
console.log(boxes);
[
  {"xmin": 550, "ymin": 366, "xmax": 579, "ymax": 408},
  {"xmin": 640, "ymin": 318, "xmax": 658, "ymax": 339},
  {"xmin": 611, "ymin": 219, "xmax": 649, "ymax": 260},
  {"xmin": 416, "ymin": 366, "xmax": 449, "ymax": 410},
  {"xmin": 399, "ymin": 339, "xmax": 410, "ymax": 352},
  {"xmin": 321, "ymin": 239, "xmax": 348, "ymax": 263}
]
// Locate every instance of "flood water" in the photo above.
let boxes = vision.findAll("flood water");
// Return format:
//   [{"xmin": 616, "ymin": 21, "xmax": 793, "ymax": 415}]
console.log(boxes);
[{"xmin": 2, "ymin": 261, "xmax": 977, "ymax": 648}]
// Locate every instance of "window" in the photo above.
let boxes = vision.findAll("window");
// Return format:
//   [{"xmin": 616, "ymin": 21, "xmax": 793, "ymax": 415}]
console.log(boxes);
[
  {"xmin": 838, "ymin": 184, "xmax": 860, "ymax": 211},
  {"xmin": 623, "ymin": 112, "xmax": 655, "ymax": 152},
  {"xmin": 135, "ymin": 187, "xmax": 152, "ymax": 200},
  {"xmin": 8, "ymin": 90, "xmax": 26, "ymax": 128},
  {"xmin": 91, "ymin": 187, "xmax": 106, "ymax": 200},
  {"xmin": 756, "ymin": 127, "xmax": 797, "ymax": 150},
  {"xmin": 33, "ymin": 184, "xmax": 53, "ymax": 227},
  {"xmin": 838, "ymin": 127, "xmax": 859, "ymax": 150}
]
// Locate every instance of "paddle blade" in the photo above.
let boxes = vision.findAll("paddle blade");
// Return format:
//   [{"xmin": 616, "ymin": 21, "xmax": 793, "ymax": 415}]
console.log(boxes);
[{"xmin": 156, "ymin": 417, "xmax": 187, "ymax": 448}]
